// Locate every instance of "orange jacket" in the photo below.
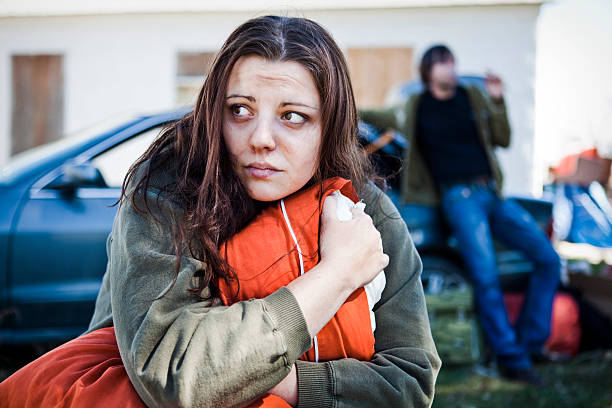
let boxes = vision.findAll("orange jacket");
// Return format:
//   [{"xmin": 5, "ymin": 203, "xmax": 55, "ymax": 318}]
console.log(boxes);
[
  {"xmin": 219, "ymin": 177, "xmax": 375, "ymax": 362},
  {"xmin": 218, "ymin": 178, "xmax": 375, "ymax": 407}
]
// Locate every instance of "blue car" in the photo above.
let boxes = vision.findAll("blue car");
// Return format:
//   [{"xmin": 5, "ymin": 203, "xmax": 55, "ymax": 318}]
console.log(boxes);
[
  {"xmin": 0, "ymin": 109, "xmax": 190, "ymax": 344},
  {"xmin": 0, "ymin": 106, "xmax": 553, "ymax": 346}
]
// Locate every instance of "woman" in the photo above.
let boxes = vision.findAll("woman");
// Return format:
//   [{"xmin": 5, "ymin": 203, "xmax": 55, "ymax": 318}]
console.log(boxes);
[{"xmin": 1, "ymin": 15, "xmax": 440, "ymax": 407}]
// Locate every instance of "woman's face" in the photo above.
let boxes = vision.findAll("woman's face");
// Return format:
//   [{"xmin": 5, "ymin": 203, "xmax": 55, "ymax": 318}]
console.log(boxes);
[{"xmin": 222, "ymin": 55, "xmax": 322, "ymax": 202}]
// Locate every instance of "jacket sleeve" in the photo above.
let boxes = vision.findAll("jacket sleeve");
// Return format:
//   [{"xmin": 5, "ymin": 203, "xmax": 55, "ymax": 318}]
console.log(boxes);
[
  {"xmin": 294, "ymin": 185, "xmax": 441, "ymax": 408},
  {"xmin": 359, "ymin": 103, "xmax": 405, "ymax": 132},
  {"xmin": 93, "ymin": 186, "xmax": 312, "ymax": 408},
  {"xmin": 484, "ymin": 94, "xmax": 511, "ymax": 148}
]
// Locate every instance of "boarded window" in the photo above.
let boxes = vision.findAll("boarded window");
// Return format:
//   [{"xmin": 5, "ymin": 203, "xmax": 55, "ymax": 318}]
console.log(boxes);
[
  {"xmin": 346, "ymin": 48, "xmax": 414, "ymax": 109},
  {"xmin": 11, "ymin": 55, "xmax": 64, "ymax": 155},
  {"xmin": 176, "ymin": 52, "xmax": 216, "ymax": 105}
]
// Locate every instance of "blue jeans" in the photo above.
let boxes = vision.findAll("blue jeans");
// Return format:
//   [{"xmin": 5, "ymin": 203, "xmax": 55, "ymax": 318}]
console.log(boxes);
[{"xmin": 440, "ymin": 182, "xmax": 560, "ymax": 370}]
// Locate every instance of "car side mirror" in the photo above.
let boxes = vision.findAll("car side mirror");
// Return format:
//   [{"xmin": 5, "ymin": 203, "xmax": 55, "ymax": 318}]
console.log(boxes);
[{"xmin": 47, "ymin": 162, "xmax": 106, "ymax": 197}]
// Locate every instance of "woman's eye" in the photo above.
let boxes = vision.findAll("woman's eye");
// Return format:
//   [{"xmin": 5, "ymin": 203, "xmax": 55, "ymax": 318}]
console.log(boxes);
[
  {"xmin": 231, "ymin": 105, "xmax": 250, "ymax": 117},
  {"xmin": 282, "ymin": 112, "xmax": 307, "ymax": 125}
]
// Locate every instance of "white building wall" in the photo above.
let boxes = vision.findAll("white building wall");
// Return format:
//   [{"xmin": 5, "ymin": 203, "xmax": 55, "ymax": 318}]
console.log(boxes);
[{"xmin": 0, "ymin": 4, "xmax": 540, "ymax": 195}]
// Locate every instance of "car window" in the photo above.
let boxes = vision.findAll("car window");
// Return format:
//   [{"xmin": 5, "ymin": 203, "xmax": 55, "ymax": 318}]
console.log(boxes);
[
  {"xmin": 91, "ymin": 126, "xmax": 161, "ymax": 188},
  {"xmin": 0, "ymin": 113, "xmax": 138, "ymax": 185}
]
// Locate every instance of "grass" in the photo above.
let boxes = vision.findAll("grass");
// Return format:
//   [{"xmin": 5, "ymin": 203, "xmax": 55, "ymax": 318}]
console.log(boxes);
[{"xmin": 434, "ymin": 350, "xmax": 612, "ymax": 408}]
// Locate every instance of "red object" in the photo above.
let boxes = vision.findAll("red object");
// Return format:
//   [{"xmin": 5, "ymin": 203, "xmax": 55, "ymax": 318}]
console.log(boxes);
[
  {"xmin": 551, "ymin": 147, "xmax": 611, "ymax": 187},
  {"xmin": 503, "ymin": 292, "xmax": 581, "ymax": 356},
  {"xmin": 552, "ymin": 148, "xmax": 600, "ymax": 178},
  {"xmin": 0, "ymin": 327, "xmax": 146, "ymax": 408}
]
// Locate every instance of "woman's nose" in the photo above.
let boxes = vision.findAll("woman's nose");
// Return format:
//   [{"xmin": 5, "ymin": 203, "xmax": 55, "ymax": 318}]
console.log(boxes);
[{"xmin": 249, "ymin": 115, "xmax": 276, "ymax": 151}]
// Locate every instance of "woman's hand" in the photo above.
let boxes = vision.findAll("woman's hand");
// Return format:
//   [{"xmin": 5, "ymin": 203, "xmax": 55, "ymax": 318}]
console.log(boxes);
[
  {"xmin": 318, "ymin": 194, "xmax": 389, "ymax": 291},
  {"xmin": 286, "ymin": 194, "xmax": 388, "ymax": 339}
]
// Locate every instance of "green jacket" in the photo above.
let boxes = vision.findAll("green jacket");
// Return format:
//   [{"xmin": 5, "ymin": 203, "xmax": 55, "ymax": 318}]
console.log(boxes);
[
  {"xmin": 360, "ymin": 85, "xmax": 511, "ymax": 205},
  {"xmin": 87, "ymin": 163, "xmax": 441, "ymax": 408}
]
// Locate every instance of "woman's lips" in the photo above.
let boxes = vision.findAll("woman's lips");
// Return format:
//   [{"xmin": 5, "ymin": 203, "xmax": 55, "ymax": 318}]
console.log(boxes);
[{"xmin": 245, "ymin": 166, "xmax": 279, "ymax": 179}]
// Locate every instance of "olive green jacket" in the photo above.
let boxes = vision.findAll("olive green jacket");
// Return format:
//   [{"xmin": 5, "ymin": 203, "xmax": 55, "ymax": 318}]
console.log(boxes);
[
  {"xmin": 87, "ymin": 163, "xmax": 441, "ymax": 407},
  {"xmin": 360, "ymin": 85, "xmax": 511, "ymax": 205}
]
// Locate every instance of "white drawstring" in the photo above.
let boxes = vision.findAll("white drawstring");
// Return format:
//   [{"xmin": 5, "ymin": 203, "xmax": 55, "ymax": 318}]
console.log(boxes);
[
  {"xmin": 280, "ymin": 199, "xmax": 304, "ymax": 276},
  {"xmin": 280, "ymin": 199, "xmax": 319, "ymax": 363}
]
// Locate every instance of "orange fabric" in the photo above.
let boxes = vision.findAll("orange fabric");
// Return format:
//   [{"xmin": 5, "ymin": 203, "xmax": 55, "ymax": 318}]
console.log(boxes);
[
  {"xmin": 0, "ymin": 327, "xmax": 146, "ymax": 408},
  {"xmin": 0, "ymin": 178, "xmax": 374, "ymax": 408},
  {"xmin": 218, "ymin": 178, "xmax": 375, "ymax": 407}
]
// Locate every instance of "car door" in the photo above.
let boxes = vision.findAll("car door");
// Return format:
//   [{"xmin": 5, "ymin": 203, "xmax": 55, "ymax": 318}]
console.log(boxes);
[{"xmin": 6, "ymin": 124, "xmax": 162, "ymax": 343}]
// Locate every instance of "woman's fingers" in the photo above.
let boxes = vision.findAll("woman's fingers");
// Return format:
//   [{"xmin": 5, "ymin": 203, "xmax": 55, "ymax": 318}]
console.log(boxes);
[
  {"xmin": 321, "ymin": 194, "xmax": 337, "ymax": 221},
  {"xmin": 320, "ymin": 194, "xmax": 388, "ymax": 290},
  {"xmin": 350, "ymin": 204, "xmax": 365, "ymax": 216}
]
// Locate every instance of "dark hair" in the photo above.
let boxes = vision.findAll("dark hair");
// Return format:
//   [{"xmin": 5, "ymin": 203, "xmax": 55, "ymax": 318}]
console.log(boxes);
[
  {"xmin": 419, "ymin": 44, "xmax": 454, "ymax": 85},
  {"xmin": 118, "ymin": 15, "xmax": 373, "ymax": 301}
]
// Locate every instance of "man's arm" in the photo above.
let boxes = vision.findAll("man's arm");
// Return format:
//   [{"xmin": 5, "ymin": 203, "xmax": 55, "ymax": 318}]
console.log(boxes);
[
  {"xmin": 359, "ymin": 102, "xmax": 406, "ymax": 133},
  {"xmin": 482, "ymin": 74, "xmax": 511, "ymax": 147},
  {"xmin": 294, "ymin": 185, "xmax": 441, "ymax": 408},
  {"xmin": 486, "ymin": 97, "xmax": 511, "ymax": 147}
]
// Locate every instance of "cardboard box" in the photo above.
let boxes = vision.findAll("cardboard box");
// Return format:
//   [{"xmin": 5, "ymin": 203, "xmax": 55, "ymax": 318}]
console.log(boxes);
[{"xmin": 554, "ymin": 157, "xmax": 610, "ymax": 186}]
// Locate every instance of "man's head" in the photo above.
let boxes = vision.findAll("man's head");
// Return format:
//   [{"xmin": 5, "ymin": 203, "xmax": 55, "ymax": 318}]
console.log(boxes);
[{"xmin": 419, "ymin": 44, "xmax": 457, "ymax": 100}]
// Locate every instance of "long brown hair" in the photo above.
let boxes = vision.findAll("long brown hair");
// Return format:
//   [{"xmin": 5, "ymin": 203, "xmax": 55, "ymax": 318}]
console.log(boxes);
[{"xmin": 119, "ymin": 15, "xmax": 374, "ymax": 300}]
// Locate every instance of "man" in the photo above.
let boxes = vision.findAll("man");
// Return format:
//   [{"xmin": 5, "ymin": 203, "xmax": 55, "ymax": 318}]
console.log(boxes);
[{"xmin": 360, "ymin": 45, "xmax": 560, "ymax": 384}]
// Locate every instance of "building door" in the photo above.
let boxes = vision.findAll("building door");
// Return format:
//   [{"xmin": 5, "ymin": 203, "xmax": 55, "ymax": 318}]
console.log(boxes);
[
  {"xmin": 346, "ymin": 47, "xmax": 414, "ymax": 109},
  {"xmin": 11, "ymin": 54, "xmax": 64, "ymax": 155},
  {"xmin": 176, "ymin": 51, "xmax": 216, "ymax": 105}
]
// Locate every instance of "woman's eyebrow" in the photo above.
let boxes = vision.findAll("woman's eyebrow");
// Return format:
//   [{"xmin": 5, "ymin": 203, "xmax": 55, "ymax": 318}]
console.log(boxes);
[
  {"xmin": 226, "ymin": 95, "xmax": 318, "ymax": 110},
  {"xmin": 226, "ymin": 94, "xmax": 255, "ymax": 101},
  {"xmin": 281, "ymin": 102, "xmax": 319, "ymax": 110}
]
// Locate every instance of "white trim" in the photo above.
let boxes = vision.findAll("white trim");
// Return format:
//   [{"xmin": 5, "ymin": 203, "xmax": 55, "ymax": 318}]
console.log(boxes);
[
  {"xmin": 0, "ymin": 0, "xmax": 551, "ymax": 17},
  {"xmin": 280, "ymin": 199, "xmax": 304, "ymax": 277}
]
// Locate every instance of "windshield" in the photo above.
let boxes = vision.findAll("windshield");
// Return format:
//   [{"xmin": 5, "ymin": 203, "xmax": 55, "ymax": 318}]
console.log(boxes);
[{"xmin": 0, "ymin": 113, "xmax": 138, "ymax": 185}]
